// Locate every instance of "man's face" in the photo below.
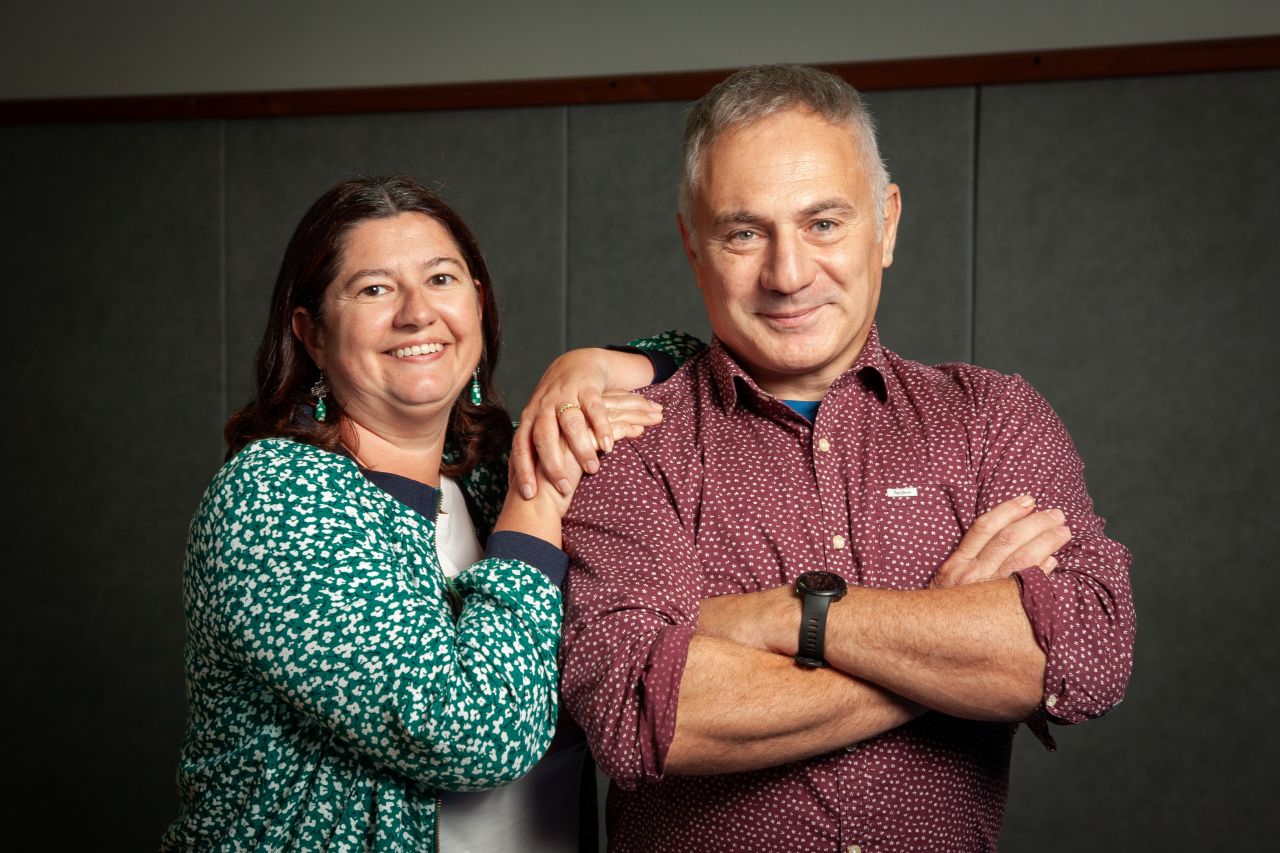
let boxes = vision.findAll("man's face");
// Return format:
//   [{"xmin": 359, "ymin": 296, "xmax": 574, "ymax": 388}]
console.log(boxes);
[{"xmin": 680, "ymin": 108, "xmax": 901, "ymax": 400}]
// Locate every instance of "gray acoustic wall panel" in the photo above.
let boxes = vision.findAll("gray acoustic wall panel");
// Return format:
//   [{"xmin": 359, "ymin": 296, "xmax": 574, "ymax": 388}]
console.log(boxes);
[
  {"xmin": 225, "ymin": 107, "xmax": 567, "ymax": 415},
  {"xmin": 567, "ymin": 101, "xmax": 707, "ymax": 348},
  {"xmin": 0, "ymin": 121, "xmax": 222, "ymax": 846},
  {"xmin": 976, "ymin": 70, "xmax": 1280, "ymax": 850},
  {"xmin": 865, "ymin": 87, "xmax": 975, "ymax": 365}
]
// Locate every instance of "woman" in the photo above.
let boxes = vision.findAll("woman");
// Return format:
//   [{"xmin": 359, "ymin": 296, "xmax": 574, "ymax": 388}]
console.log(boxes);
[{"xmin": 161, "ymin": 176, "xmax": 696, "ymax": 850}]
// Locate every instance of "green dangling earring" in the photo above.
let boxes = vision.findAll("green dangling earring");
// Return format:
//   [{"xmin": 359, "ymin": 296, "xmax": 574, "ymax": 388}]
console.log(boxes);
[
  {"xmin": 469, "ymin": 367, "xmax": 483, "ymax": 406},
  {"xmin": 311, "ymin": 373, "xmax": 329, "ymax": 422}
]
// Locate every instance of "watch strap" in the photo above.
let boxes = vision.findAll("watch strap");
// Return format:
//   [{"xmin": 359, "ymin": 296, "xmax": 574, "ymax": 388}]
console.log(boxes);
[{"xmin": 795, "ymin": 589, "xmax": 833, "ymax": 667}]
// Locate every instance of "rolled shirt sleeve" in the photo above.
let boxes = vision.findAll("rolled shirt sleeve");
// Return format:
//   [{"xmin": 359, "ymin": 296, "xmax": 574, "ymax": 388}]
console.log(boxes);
[
  {"xmin": 977, "ymin": 376, "xmax": 1136, "ymax": 726},
  {"xmin": 559, "ymin": 434, "xmax": 702, "ymax": 789}
]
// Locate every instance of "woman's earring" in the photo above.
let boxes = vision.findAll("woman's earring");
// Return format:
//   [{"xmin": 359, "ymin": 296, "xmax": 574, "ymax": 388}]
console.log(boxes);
[
  {"xmin": 469, "ymin": 367, "xmax": 483, "ymax": 406},
  {"xmin": 311, "ymin": 374, "xmax": 329, "ymax": 422}
]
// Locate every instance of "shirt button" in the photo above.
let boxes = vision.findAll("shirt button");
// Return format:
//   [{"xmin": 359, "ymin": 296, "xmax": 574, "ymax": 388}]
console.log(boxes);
[
  {"xmin": 832, "ymin": 535, "xmax": 846, "ymax": 550},
  {"xmin": 848, "ymin": 846, "xmax": 862, "ymax": 853},
  {"xmin": 1046, "ymin": 694, "xmax": 1059, "ymax": 708},
  {"xmin": 817, "ymin": 437, "xmax": 831, "ymax": 452}
]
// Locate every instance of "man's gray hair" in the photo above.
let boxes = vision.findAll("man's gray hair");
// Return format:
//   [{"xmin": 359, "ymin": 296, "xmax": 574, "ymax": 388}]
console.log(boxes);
[{"xmin": 679, "ymin": 64, "xmax": 891, "ymax": 236}]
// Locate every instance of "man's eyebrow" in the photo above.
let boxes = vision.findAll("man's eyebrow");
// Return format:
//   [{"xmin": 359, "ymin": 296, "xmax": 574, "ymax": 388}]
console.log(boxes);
[
  {"xmin": 711, "ymin": 210, "xmax": 766, "ymax": 227},
  {"xmin": 800, "ymin": 198, "xmax": 856, "ymax": 218}
]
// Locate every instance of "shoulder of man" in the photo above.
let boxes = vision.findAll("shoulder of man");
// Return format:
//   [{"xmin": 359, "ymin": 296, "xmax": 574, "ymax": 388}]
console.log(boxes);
[
  {"xmin": 883, "ymin": 347, "xmax": 1031, "ymax": 419},
  {"xmin": 567, "ymin": 350, "xmax": 716, "ymax": 517},
  {"xmin": 618, "ymin": 347, "xmax": 717, "ymax": 455}
]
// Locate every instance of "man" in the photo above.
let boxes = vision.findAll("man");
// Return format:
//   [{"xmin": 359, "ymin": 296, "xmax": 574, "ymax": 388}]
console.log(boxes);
[{"xmin": 559, "ymin": 65, "xmax": 1134, "ymax": 852}]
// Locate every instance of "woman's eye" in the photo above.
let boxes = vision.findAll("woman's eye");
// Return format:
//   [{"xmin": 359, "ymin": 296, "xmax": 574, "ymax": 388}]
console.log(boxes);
[
  {"xmin": 429, "ymin": 273, "xmax": 457, "ymax": 285},
  {"xmin": 361, "ymin": 284, "xmax": 389, "ymax": 296}
]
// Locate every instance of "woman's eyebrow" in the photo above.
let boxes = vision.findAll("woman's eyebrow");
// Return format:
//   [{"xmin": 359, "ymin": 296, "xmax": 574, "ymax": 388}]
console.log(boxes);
[{"xmin": 342, "ymin": 257, "xmax": 466, "ymax": 287}]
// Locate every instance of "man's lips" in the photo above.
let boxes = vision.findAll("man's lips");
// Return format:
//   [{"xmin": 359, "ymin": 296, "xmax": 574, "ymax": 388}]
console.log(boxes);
[{"xmin": 757, "ymin": 305, "xmax": 823, "ymax": 327}]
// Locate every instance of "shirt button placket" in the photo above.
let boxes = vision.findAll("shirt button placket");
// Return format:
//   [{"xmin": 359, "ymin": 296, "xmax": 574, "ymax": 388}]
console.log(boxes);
[{"xmin": 813, "ymin": 427, "xmax": 850, "ymax": 573}]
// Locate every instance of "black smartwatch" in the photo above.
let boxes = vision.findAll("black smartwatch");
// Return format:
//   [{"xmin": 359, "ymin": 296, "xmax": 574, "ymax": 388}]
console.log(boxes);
[{"xmin": 794, "ymin": 571, "xmax": 848, "ymax": 668}]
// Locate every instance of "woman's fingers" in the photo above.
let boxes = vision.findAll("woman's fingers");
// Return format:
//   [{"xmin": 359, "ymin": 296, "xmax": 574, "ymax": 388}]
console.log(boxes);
[
  {"xmin": 531, "ymin": 406, "xmax": 573, "ymax": 495},
  {"xmin": 512, "ymin": 387, "xmax": 664, "ymax": 501},
  {"xmin": 602, "ymin": 391, "xmax": 662, "ymax": 427},
  {"xmin": 509, "ymin": 417, "xmax": 540, "ymax": 500},
  {"xmin": 555, "ymin": 402, "xmax": 602, "ymax": 477}
]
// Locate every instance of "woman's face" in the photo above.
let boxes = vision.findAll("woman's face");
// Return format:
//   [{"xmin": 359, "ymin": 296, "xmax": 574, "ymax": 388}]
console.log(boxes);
[{"xmin": 293, "ymin": 212, "xmax": 484, "ymax": 436}]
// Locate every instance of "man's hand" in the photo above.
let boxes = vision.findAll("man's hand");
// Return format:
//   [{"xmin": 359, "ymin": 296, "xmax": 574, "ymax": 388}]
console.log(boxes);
[
  {"xmin": 510, "ymin": 348, "xmax": 662, "ymax": 499},
  {"xmin": 930, "ymin": 495, "xmax": 1071, "ymax": 588}
]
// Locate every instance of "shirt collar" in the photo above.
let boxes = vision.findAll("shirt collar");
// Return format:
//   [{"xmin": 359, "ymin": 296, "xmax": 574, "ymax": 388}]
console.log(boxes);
[{"xmin": 709, "ymin": 322, "xmax": 890, "ymax": 412}]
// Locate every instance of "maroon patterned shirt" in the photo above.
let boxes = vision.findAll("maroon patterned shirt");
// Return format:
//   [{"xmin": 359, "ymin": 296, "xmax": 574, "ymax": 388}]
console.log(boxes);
[{"xmin": 560, "ymin": 326, "xmax": 1134, "ymax": 852}]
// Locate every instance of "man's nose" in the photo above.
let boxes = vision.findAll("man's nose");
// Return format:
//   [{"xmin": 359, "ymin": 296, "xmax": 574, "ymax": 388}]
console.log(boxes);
[{"xmin": 762, "ymin": 232, "xmax": 816, "ymax": 294}]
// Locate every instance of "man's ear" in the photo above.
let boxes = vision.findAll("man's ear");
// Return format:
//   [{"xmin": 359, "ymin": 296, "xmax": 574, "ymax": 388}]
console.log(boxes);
[
  {"xmin": 677, "ymin": 214, "xmax": 701, "ymax": 280},
  {"xmin": 291, "ymin": 308, "xmax": 325, "ymax": 369},
  {"xmin": 880, "ymin": 183, "xmax": 903, "ymax": 269}
]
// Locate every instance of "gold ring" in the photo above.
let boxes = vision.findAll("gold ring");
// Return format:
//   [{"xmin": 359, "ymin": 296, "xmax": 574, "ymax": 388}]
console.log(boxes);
[{"xmin": 556, "ymin": 402, "xmax": 581, "ymax": 417}]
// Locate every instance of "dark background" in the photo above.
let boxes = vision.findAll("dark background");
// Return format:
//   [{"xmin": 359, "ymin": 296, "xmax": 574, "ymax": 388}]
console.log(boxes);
[{"xmin": 3, "ymin": 67, "xmax": 1277, "ymax": 847}]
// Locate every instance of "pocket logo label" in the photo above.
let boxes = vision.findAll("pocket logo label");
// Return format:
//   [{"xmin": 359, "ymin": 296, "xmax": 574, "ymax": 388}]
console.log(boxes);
[{"xmin": 885, "ymin": 487, "xmax": 919, "ymax": 498}]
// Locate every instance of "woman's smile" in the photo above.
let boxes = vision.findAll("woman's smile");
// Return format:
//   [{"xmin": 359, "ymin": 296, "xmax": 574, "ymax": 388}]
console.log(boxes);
[{"xmin": 391, "ymin": 341, "xmax": 446, "ymax": 358}]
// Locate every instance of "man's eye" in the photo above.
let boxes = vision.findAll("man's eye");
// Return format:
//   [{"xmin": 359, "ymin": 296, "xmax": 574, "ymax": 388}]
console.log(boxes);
[
  {"xmin": 812, "ymin": 219, "xmax": 837, "ymax": 233},
  {"xmin": 730, "ymin": 229, "xmax": 759, "ymax": 242}
]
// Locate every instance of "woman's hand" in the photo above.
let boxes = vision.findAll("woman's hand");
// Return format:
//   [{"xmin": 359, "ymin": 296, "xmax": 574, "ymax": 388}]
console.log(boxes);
[
  {"xmin": 510, "ymin": 348, "xmax": 663, "ymax": 499},
  {"xmin": 494, "ymin": 434, "xmax": 583, "ymax": 548}
]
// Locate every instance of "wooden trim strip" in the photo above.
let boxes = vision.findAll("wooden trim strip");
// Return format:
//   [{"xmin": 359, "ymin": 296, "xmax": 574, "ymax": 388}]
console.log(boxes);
[{"xmin": 3, "ymin": 35, "xmax": 1277, "ymax": 125}]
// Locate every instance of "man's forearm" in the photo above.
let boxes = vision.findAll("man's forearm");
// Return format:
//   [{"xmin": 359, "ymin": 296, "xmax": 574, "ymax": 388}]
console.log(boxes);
[
  {"xmin": 664, "ymin": 635, "xmax": 922, "ymax": 775},
  {"xmin": 824, "ymin": 578, "xmax": 1045, "ymax": 720}
]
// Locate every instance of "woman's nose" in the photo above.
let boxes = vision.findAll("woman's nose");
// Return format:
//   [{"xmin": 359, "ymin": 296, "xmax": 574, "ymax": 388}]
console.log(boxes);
[{"xmin": 394, "ymin": 285, "xmax": 437, "ymax": 327}]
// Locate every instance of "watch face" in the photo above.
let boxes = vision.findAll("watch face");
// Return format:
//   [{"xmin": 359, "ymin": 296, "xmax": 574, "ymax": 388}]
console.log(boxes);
[{"xmin": 798, "ymin": 571, "xmax": 847, "ymax": 595}]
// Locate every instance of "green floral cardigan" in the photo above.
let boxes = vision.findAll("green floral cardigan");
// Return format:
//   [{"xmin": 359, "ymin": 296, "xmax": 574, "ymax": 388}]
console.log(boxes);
[{"xmin": 162, "ymin": 332, "xmax": 702, "ymax": 851}]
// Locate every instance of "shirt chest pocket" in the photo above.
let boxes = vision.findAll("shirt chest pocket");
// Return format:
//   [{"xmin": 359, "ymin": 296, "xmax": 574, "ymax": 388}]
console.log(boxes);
[{"xmin": 862, "ymin": 481, "xmax": 976, "ymax": 589}]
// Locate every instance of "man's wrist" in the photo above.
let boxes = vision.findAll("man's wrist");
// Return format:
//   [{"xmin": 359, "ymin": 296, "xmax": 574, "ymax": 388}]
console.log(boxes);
[{"xmin": 793, "ymin": 572, "xmax": 849, "ymax": 667}]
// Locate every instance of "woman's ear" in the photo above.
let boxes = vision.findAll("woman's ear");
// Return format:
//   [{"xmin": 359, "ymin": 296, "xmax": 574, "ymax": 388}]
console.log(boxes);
[{"xmin": 291, "ymin": 308, "xmax": 325, "ymax": 369}]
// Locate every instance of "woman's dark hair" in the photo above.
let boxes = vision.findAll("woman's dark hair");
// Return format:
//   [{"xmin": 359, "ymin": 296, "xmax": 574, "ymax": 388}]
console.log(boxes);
[{"xmin": 224, "ymin": 175, "xmax": 512, "ymax": 475}]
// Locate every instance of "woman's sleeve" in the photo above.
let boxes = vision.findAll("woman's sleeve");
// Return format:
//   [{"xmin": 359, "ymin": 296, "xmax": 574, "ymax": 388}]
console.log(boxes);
[
  {"xmin": 618, "ymin": 330, "xmax": 707, "ymax": 383},
  {"xmin": 194, "ymin": 445, "xmax": 561, "ymax": 791}
]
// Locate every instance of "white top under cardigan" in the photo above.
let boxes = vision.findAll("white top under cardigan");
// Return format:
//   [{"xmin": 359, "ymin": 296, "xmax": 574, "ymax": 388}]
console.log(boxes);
[{"xmin": 437, "ymin": 477, "xmax": 586, "ymax": 853}]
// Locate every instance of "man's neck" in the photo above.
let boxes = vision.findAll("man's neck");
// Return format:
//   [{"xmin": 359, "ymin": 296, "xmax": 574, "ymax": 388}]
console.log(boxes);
[{"xmin": 719, "ymin": 326, "xmax": 874, "ymax": 402}]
